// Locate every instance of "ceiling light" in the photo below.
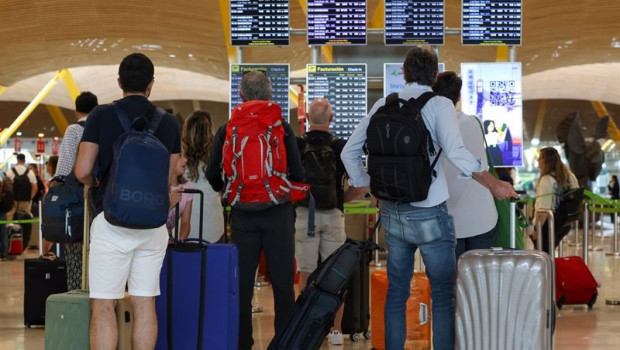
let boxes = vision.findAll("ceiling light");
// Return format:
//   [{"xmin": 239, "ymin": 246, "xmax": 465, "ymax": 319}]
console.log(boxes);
[{"xmin": 531, "ymin": 138, "xmax": 540, "ymax": 146}]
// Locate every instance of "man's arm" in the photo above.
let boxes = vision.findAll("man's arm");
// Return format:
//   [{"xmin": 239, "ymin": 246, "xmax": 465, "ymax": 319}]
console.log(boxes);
[
  {"xmin": 55, "ymin": 125, "xmax": 80, "ymax": 177},
  {"xmin": 30, "ymin": 175, "xmax": 37, "ymax": 200},
  {"xmin": 283, "ymin": 122, "xmax": 304, "ymax": 182},
  {"xmin": 168, "ymin": 154, "xmax": 179, "ymax": 187},
  {"xmin": 75, "ymin": 142, "xmax": 99, "ymax": 187},
  {"xmin": 471, "ymin": 170, "xmax": 517, "ymax": 200}
]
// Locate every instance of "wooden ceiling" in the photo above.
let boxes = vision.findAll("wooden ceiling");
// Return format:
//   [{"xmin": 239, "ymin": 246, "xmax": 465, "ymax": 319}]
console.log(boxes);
[{"xmin": 1, "ymin": 0, "xmax": 619, "ymax": 85}]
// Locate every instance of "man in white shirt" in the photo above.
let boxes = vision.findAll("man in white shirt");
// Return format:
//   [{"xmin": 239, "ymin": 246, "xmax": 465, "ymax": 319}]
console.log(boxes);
[
  {"xmin": 54, "ymin": 91, "xmax": 98, "ymax": 178},
  {"xmin": 341, "ymin": 47, "xmax": 516, "ymax": 350},
  {"xmin": 6, "ymin": 153, "xmax": 37, "ymax": 217},
  {"xmin": 433, "ymin": 71, "xmax": 498, "ymax": 260}
]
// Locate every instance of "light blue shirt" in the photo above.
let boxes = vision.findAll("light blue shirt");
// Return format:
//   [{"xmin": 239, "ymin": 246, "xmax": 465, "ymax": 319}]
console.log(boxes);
[{"xmin": 341, "ymin": 82, "xmax": 484, "ymax": 208}]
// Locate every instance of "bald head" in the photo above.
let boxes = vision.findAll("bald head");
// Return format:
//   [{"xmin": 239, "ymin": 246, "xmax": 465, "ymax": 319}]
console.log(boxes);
[{"xmin": 307, "ymin": 98, "xmax": 333, "ymax": 129}]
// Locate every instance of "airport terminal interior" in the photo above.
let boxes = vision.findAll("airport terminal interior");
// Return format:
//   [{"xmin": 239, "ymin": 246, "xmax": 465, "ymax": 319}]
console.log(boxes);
[{"xmin": 1, "ymin": 0, "xmax": 620, "ymax": 349}]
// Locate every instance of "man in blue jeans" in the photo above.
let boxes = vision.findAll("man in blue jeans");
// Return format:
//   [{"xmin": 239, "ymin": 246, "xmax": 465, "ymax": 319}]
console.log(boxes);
[{"xmin": 341, "ymin": 47, "xmax": 517, "ymax": 350}]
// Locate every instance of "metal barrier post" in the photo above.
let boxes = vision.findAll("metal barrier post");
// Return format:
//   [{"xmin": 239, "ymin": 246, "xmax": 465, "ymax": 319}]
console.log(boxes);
[
  {"xmin": 583, "ymin": 203, "xmax": 589, "ymax": 265},
  {"xmin": 568, "ymin": 202, "xmax": 582, "ymax": 247},
  {"xmin": 589, "ymin": 203, "xmax": 604, "ymax": 251},
  {"xmin": 606, "ymin": 211, "xmax": 620, "ymax": 257}
]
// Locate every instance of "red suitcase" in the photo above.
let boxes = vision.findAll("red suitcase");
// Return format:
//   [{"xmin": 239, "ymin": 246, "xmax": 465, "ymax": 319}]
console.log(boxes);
[
  {"xmin": 8, "ymin": 224, "xmax": 24, "ymax": 256},
  {"xmin": 555, "ymin": 256, "xmax": 598, "ymax": 309}
]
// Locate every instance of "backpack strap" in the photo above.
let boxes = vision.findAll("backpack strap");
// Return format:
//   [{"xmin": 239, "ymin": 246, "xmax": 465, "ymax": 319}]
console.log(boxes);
[
  {"xmin": 409, "ymin": 91, "xmax": 442, "ymax": 166},
  {"xmin": 112, "ymin": 103, "xmax": 157, "ymax": 132},
  {"xmin": 77, "ymin": 120, "xmax": 86, "ymax": 127}
]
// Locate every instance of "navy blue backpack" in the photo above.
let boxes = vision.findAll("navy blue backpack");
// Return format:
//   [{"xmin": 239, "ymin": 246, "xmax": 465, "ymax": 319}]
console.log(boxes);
[
  {"xmin": 103, "ymin": 104, "xmax": 170, "ymax": 229},
  {"xmin": 42, "ymin": 173, "xmax": 84, "ymax": 243}
]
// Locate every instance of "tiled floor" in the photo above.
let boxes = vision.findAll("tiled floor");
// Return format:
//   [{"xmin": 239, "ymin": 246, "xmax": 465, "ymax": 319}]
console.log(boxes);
[{"xmin": 1, "ymin": 226, "xmax": 620, "ymax": 350}]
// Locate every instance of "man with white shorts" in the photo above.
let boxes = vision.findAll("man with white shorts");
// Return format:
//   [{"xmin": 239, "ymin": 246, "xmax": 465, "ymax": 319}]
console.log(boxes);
[
  {"xmin": 76, "ymin": 53, "xmax": 180, "ymax": 350},
  {"xmin": 295, "ymin": 98, "xmax": 356, "ymax": 345}
]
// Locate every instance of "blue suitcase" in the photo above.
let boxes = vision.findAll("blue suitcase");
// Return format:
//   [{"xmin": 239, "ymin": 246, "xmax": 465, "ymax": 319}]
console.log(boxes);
[{"xmin": 155, "ymin": 189, "xmax": 239, "ymax": 350}]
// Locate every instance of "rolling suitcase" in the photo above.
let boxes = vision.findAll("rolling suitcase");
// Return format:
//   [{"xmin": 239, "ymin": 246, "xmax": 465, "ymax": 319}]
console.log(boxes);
[
  {"xmin": 341, "ymin": 246, "xmax": 371, "ymax": 342},
  {"xmin": 456, "ymin": 199, "xmax": 555, "ymax": 350},
  {"xmin": 45, "ymin": 195, "xmax": 134, "ymax": 350},
  {"xmin": 25, "ymin": 201, "xmax": 67, "ymax": 327},
  {"xmin": 155, "ymin": 189, "xmax": 239, "ymax": 350},
  {"xmin": 555, "ymin": 256, "xmax": 598, "ymax": 309},
  {"xmin": 7, "ymin": 224, "xmax": 24, "ymax": 256},
  {"xmin": 268, "ymin": 220, "xmax": 380, "ymax": 350}
]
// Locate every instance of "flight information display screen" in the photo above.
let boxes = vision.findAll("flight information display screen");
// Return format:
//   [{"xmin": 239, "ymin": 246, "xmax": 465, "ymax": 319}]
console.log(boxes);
[
  {"xmin": 230, "ymin": 0, "xmax": 289, "ymax": 46},
  {"xmin": 306, "ymin": 64, "xmax": 367, "ymax": 138},
  {"xmin": 229, "ymin": 64, "xmax": 290, "ymax": 121},
  {"xmin": 385, "ymin": 0, "xmax": 444, "ymax": 45},
  {"xmin": 462, "ymin": 0, "xmax": 522, "ymax": 45},
  {"xmin": 307, "ymin": 0, "xmax": 367, "ymax": 45}
]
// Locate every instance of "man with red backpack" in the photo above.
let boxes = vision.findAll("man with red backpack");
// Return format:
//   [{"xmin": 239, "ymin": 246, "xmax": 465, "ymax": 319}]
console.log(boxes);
[{"xmin": 206, "ymin": 70, "xmax": 305, "ymax": 350}]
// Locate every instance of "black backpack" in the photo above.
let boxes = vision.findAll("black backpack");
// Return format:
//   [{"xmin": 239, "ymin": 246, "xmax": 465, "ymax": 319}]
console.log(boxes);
[
  {"xmin": 11, "ymin": 167, "xmax": 32, "ymax": 201},
  {"xmin": 300, "ymin": 134, "xmax": 338, "ymax": 209},
  {"xmin": 366, "ymin": 92, "xmax": 441, "ymax": 202}
]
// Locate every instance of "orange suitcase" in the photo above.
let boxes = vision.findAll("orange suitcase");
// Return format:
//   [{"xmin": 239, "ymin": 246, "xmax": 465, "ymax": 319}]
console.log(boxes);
[{"xmin": 370, "ymin": 269, "xmax": 431, "ymax": 350}]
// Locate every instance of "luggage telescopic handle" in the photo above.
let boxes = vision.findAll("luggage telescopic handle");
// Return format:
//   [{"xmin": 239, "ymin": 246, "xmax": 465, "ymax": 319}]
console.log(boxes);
[
  {"xmin": 419, "ymin": 303, "xmax": 429, "ymax": 325},
  {"xmin": 510, "ymin": 198, "xmax": 517, "ymax": 249},
  {"xmin": 173, "ymin": 188, "xmax": 204, "ymax": 242}
]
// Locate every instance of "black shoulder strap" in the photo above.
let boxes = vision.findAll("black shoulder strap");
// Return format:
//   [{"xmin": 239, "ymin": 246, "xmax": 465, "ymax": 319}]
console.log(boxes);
[
  {"xmin": 77, "ymin": 120, "xmax": 86, "ymax": 127},
  {"xmin": 410, "ymin": 91, "xmax": 437, "ymax": 110},
  {"xmin": 146, "ymin": 106, "xmax": 165, "ymax": 134},
  {"xmin": 386, "ymin": 92, "xmax": 400, "ymax": 106}
]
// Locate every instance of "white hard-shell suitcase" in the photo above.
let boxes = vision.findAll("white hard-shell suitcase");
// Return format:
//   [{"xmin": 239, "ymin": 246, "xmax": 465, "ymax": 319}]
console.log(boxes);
[{"xmin": 455, "ymin": 199, "xmax": 555, "ymax": 350}]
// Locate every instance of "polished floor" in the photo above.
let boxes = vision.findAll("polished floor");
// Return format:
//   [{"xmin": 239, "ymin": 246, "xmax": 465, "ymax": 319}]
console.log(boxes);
[{"xmin": 1, "ymin": 226, "xmax": 620, "ymax": 350}]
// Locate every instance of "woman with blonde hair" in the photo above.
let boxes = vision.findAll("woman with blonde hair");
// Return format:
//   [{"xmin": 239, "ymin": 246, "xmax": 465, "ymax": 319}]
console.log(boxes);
[
  {"xmin": 182, "ymin": 110, "xmax": 224, "ymax": 242},
  {"xmin": 531, "ymin": 147, "xmax": 578, "ymax": 253}
]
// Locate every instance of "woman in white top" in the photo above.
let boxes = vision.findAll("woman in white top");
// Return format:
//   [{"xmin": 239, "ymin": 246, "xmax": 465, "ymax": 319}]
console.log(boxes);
[
  {"xmin": 182, "ymin": 111, "xmax": 225, "ymax": 242},
  {"xmin": 531, "ymin": 147, "xmax": 578, "ymax": 254}
]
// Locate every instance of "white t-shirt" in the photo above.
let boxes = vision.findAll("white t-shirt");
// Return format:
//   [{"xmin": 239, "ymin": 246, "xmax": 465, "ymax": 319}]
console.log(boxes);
[
  {"xmin": 7, "ymin": 164, "xmax": 38, "ymax": 185},
  {"xmin": 443, "ymin": 112, "xmax": 498, "ymax": 238},
  {"xmin": 187, "ymin": 162, "xmax": 225, "ymax": 243}
]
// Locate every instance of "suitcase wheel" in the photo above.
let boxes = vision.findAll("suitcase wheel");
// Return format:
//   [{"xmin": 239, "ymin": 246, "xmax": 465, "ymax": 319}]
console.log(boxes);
[
  {"xmin": 350, "ymin": 333, "xmax": 361, "ymax": 342},
  {"xmin": 363, "ymin": 329, "xmax": 371, "ymax": 340},
  {"xmin": 556, "ymin": 295, "xmax": 566, "ymax": 310},
  {"xmin": 588, "ymin": 294, "xmax": 598, "ymax": 310}
]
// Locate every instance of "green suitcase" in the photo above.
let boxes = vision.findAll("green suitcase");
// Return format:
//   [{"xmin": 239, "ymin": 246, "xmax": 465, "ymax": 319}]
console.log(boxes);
[{"xmin": 44, "ymin": 290, "xmax": 90, "ymax": 350}]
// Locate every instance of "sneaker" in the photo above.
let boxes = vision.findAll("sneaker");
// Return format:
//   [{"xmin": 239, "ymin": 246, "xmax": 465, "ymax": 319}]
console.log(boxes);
[{"xmin": 329, "ymin": 330, "xmax": 344, "ymax": 345}]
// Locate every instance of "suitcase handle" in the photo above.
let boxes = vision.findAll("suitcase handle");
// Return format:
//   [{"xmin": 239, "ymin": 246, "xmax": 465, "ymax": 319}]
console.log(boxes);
[
  {"xmin": 173, "ymin": 189, "xmax": 204, "ymax": 242},
  {"xmin": 419, "ymin": 303, "xmax": 429, "ymax": 325}
]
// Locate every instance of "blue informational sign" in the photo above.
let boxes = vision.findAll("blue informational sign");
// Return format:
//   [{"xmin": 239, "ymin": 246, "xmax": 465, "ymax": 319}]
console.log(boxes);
[
  {"xmin": 461, "ymin": 62, "xmax": 523, "ymax": 167},
  {"xmin": 383, "ymin": 62, "xmax": 445, "ymax": 95}
]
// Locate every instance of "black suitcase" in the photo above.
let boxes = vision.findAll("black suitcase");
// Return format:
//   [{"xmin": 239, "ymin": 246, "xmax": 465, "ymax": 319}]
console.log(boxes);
[
  {"xmin": 24, "ymin": 258, "xmax": 68, "ymax": 326},
  {"xmin": 14, "ymin": 210, "xmax": 33, "ymax": 248},
  {"xmin": 341, "ymin": 248, "xmax": 371, "ymax": 342}
]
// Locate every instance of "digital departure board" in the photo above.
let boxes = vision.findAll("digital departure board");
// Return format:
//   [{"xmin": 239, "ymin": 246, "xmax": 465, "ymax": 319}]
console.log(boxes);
[
  {"xmin": 385, "ymin": 0, "xmax": 444, "ymax": 45},
  {"xmin": 230, "ymin": 0, "xmax": 289, "ymax": 46},
  {"xmin": 307, "ymin": 0, "xmax": 367, "ymax": 45},
  {"xmin": 306, "ymin": 64, "xmax": 367, "ymax": 138},
  {"xmin": 383, "ymin": 62, "xmax": 445, "ymax": 95},
  {"xmin": 229, "ymin": 64, "xmax": 290, "ymax": 121},
  {"xmin": 462, "ymin": 0, "xmax": 522, "ymax": 45}
]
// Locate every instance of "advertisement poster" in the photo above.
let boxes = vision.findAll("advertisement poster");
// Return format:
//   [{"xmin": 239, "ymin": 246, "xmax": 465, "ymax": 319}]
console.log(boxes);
[
  {"xmin": 383, "ymin": 62, "xmax": 445, "ymax": 95},
  {"xmin": 461, "ymin": 62, "xmax": 523, "ymax": 167}
]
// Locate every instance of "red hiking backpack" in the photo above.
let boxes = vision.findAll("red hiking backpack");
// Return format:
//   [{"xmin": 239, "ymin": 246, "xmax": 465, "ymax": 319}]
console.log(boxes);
[{"xmin": 223, "ymin": 100, "xmax": 309, "ymax": 210}]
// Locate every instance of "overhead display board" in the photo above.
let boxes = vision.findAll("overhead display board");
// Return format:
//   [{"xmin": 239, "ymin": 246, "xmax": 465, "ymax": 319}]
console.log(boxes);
[
  {"xmin": 462, "ymin": 0, "xmax": 522, "ymax": 45},
  {"xmin": 461, "ymin": 62, "xmax": 523, "ymax": 167},
  {"xmin": 230, "ymin": 0, "xmax": 289, "ymax": 46},
  {"xmin": 383, "ymin": 62, "xmax": 445, "ymax": 95},
  {"xmin": 384, "ymin": 0, "xmax": 445, "ymax": 45},
  {"xmin": 307, "ymin": 0, "xmax": 367, "ymax": 45},
  {"xmin": 229, "ymin": 64, "xmax": 290, "ymax": 121},
  {"xmin": 306, "ymin": 64, "xmax": 367, "ymax": 138}
]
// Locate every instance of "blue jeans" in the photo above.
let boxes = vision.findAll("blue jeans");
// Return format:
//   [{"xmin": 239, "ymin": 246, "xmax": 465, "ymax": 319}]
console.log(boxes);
[{"xmin": 381, "ymin": 201, "xmax": 456, "ymax": 350}]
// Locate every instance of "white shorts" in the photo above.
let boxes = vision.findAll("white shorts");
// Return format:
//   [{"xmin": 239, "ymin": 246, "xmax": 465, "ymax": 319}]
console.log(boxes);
[
  {"xmin": 295, "ymin": 207, "xmax": 346, "ymax": 273},
  {"xmin": 89, "ymin": 213, "xmax": 169, "ymax": 299}
]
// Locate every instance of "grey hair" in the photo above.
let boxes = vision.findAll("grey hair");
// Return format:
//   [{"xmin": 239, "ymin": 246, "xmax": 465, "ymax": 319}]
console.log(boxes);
[{"xmin": 240, "ymin": 71, "xmax": 272, "ymax": 101}]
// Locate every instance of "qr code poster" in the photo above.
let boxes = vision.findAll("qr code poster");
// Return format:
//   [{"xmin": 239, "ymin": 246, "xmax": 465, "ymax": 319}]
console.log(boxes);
[{"xmin": 461, "ymin": 62, "xmax": 523, "ymax": 167}]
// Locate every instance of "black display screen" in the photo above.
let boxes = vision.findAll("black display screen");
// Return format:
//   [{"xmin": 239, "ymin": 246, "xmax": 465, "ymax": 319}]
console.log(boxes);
[
  {"xmin": 307, "ymin": 0, "xmax": 367, "ymax": 45},
  {"xmin": 230, "ymin": 0, "xmax": 289, "ymax": 46},
  {"xmin": 385, "ymin": 0, "xmax": 444, "ymax": 45},
  {"xmin": 229, "ymin": 64, "xmax": 290, "ymax": 121},
  {"xmin": 306, "ymin": 64, "xmax": 367, "ymax": 138},
  {"xmin": 462, "ymin": 0, "xmax": 522, "ymax": 45}
]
